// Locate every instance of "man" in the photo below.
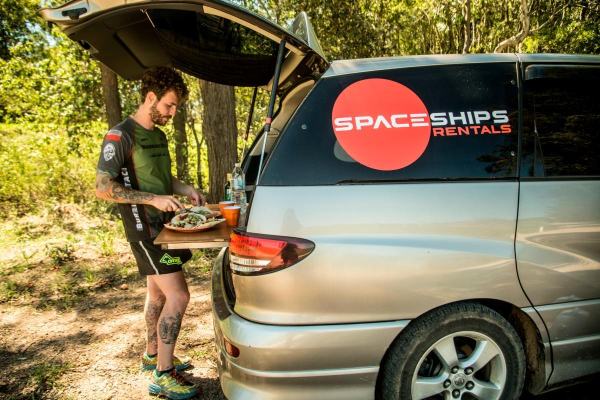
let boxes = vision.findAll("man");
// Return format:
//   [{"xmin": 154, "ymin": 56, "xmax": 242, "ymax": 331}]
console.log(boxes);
[{"xmin": 95, "ymin": 67, "xmax": 203, "ymax": 399}]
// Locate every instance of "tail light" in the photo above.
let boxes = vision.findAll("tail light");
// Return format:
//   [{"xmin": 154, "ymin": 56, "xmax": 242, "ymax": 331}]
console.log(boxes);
[
  {"xmin": 229, "ymin": 230, "xmax": 315, "ymax": 276},
  {"xmin": 224, "ymin": 337, "xmax": 240, "ymax": 358}
]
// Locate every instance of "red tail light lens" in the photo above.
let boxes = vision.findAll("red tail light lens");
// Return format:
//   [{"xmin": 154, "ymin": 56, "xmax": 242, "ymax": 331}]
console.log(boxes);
[{"xmin": 229, "ymin": 230, "xmax": 315, "ymax": 276}]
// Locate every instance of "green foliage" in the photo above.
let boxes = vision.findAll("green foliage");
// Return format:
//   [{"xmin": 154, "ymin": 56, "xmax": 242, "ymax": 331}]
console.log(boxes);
[
  {"xmin": 29, "ymin": 361, "xmax": 72, "ymax": 394},
  {"xmin": 1, "ymin": 278, "xmax": 32, "ymax": 301},
  {"xmin": 0, "ymin": 32, "xmax": 103, "ymax": 129},
  {"xmin": 235, "ymin": 0, "xmax": 600, "ymax": 57},
  {"xmin": 523, "ymin": 1, "xmax": 600, "ymax": 54},
  {"xmin": 90, "ymin": 223, "xmax": 119, "ymax": 256},
  {"xmin": 46, "ymin": 242, "xmax": 75, "ymax": 265},
  {"xmin": 118, "ymin": 77, "xmax": 141, "ymax": 122},
  {"xmin": 0, "ymin": 123, "xmax": 100, "ymax": 216},
  {"xmin": 0, "ymin": 0, "xmax": 43, "ymax": 60},
  {"xmin": 0, "ymin": 0, "xmax": 597, "ymax": 215}
]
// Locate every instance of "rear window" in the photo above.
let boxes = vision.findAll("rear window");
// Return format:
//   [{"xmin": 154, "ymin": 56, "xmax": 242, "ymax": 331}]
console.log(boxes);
[{"xmin": 261, "ymin": 63, "xmax": 518, "ymax": 185}]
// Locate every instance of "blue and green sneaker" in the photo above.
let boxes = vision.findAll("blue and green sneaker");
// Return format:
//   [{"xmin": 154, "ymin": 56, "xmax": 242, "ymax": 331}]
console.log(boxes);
[
  {"xmin": 141, "ymin": 353, "xmax": 192, "ymax": 371},
  {"xmin": 148, "ymin": 369, "xmax": 198, "ymax": 399}
]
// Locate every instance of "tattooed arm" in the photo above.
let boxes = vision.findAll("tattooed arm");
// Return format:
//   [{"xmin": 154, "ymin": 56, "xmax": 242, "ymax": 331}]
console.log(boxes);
[{"xmin": 95, "ymin": 169, "xmax": 184, "ymax": 212}]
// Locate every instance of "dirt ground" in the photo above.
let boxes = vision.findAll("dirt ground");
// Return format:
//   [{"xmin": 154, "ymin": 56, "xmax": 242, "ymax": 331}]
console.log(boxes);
[
  {"xmin": 0, "ymin": 278, "xmax": 225, "ymax": 400},
  {"xmin": 0, "ymin": 205, "xmax": 225, "ymax": 399}
]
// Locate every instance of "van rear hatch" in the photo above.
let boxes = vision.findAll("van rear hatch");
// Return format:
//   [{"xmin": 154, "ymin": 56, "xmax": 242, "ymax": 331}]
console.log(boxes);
[{"xmin": 39, "ymin": 0, "xmax": 328, "ymax": 91}]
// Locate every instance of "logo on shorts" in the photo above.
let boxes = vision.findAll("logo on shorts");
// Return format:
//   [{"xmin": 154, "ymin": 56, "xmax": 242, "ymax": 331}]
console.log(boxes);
[
  {"xmin": 160, "ymin": 254, "xmax": 182, "ymax": 265},
  {"xmin": 103, "ymin": 143, "xmax": 116, "ymax": 161}
]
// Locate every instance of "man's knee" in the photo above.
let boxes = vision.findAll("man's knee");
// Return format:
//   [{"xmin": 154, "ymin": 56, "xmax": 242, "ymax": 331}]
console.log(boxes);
[{"xmin": 168, "ymin": 289, "xmax": 190, "ymax": 308}]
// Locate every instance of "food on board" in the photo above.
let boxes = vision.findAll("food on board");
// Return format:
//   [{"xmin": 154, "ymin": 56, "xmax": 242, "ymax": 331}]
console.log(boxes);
[
  {"xmin": 189, "ymin": 206, "xmax": 213, "ymax": 216},
  {"xmin": 170, "ymin": 212, "xmax": 207, "ymax": 229}
]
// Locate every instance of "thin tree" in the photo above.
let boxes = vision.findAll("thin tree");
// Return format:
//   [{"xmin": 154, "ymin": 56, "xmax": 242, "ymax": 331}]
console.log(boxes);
[
  {"xmin": 188, "ymin": 115, "xmax": 204, "ymax": 190},
  {"xmin": 173, "ymin": 104, "xmax": 190, "ymax": 182},
  {"xmin": 100, "ymin": 63, "xmax": 122, "ymax": 128},
  {"xmin": 495, "ymin": 0, "xmax": 532, "ymax": 53},
  {"xmin": 462, "ymin": 0, "xmax": 472, "ymax": 54}
]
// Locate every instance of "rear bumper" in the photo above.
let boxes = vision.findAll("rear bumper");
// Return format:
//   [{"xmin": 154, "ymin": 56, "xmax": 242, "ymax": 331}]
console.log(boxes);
[{"xmin": 210, "ymin": 249, "xmax": 408, "ymax": 400}]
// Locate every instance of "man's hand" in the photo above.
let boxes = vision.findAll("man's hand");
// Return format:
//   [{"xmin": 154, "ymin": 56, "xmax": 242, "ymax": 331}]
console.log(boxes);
[
  {"xmin": 172, "ymin": 177, "xmax": 206, "ymax": 206},
  {"xmin": 187, "ymin": 186, "xmax": 206, "ymax": 206},
  {"xmin": 149, "ymin": 195, "xmax": 185, "ymax": 212}
]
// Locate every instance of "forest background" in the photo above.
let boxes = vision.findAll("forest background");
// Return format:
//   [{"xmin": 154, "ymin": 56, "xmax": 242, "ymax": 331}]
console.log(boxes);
[
  {"xmin": 0, "ymin": 1, "xmax": 598, "ymax": 399},
  {"xmin": 1, "ymin": 0, "xmax": 599, "ymax": 216}
]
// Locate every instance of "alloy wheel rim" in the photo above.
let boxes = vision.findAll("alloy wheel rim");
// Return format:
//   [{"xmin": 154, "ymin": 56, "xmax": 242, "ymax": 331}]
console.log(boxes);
[{"xmin": 410, "ymin": 331, "xmax": 507, "ymax": 400}]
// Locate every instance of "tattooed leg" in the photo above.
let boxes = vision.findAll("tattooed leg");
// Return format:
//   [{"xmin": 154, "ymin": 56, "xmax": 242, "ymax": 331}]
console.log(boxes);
[
  {"xmin": 148, "ymin": 272, "xmax": 190, "ymax": 371},
  {"xmin": 158, "ymin": 311, "xmax": 183, "ymax": 345},
  {"xmin": 144, "ymin": 279, "xmax": 165, "ymax": 354}
]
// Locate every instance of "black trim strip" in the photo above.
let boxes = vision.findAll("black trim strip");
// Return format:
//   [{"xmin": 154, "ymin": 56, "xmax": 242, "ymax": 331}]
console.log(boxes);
[{"xmin": 520, "ymin": 176, "xmax": 600, "ymax": 182}]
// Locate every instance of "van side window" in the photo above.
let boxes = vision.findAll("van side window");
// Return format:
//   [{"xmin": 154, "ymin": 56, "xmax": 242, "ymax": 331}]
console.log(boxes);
[
  {"xmin": 261, "ymin": 63, "xmax": 518, "ymax": 186},
  {"xmin": 532, "ymin": 78, "xmax": 600, "ymax": 177}
]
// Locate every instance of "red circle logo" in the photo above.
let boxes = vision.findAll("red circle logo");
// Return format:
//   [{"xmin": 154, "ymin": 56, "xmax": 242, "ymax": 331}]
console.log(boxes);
[{"xmin": 331, "ymin": 79, "xmax": 431, "ymax": 171}]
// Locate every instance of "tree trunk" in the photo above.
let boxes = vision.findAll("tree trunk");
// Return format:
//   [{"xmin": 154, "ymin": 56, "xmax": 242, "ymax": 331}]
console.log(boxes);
[
  {"xmin": 200, "ymin": 80, "xmax": 238, "ymax": 204},
  {"xmin": 462, "ymin": 0, "xmax": 472, "ymax": 54},
  {"xmin": 188, "ymin": 117, "xmax": 204, "ymax": 190},
  {"xmin": 100, "ymin": 63, "xmax": 122, "ymax": 128},
  {"xmin": 447, "ymin": 5, "xmax": 455, "ymax": 54},
  {"xmin": 494, "ymin": 0, "xmax": 531, "ymax": 53},
  {"xmin": 173, "ymin": 103, "xmax": 190, "ymax": 182}
]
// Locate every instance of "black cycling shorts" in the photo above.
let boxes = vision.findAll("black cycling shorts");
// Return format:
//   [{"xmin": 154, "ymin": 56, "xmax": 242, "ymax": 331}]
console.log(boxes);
[{"xmin": 130, "ymin": 238, "xmax": 192, "ymax": 276}]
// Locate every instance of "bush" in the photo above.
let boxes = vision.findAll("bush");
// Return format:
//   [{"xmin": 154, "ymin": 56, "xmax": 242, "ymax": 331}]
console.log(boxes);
[{"xmin": 0, "ymin": 122, "xmax": 103, "ymax": 217}]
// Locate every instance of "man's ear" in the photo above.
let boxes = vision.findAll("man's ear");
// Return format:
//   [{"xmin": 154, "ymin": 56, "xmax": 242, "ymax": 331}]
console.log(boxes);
[{"xmin": 145, "ymin": 91, "xmax": 156, "ymax": 105}]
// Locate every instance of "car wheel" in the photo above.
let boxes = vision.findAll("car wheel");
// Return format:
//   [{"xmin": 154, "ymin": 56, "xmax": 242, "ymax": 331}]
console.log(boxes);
[{"xmin": 377, "ymin": 302, "xmax": 525, "ymax": 400}]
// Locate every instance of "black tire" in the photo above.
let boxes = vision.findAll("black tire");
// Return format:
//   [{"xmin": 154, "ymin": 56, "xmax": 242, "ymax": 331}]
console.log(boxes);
[{"xmin": 376, "ymin": 302, "xmax": 525, "ymax": 400}]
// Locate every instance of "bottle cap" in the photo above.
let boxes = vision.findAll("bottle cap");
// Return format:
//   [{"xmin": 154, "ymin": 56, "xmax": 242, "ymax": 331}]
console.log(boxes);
[{"xmin": 235, "ymin": 163, "xmax": 240, "ymax": 167}]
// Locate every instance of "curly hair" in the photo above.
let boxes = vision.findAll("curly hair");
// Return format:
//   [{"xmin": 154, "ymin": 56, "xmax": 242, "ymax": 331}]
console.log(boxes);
[{"xmin": 140, "ymin": 67, "xmax": 189, "ymax": 103}]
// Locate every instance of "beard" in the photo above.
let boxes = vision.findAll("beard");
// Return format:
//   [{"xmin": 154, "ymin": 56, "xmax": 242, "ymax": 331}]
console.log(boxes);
[{"xmin": 150, "ymin": 101, "xmax": 171, "ymax": 126}]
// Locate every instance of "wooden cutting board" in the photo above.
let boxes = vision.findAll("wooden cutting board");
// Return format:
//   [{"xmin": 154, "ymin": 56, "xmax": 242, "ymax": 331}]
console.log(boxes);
[{"xmin": 154, "ymin": 204, "xmax": 235, "ymax": 249}]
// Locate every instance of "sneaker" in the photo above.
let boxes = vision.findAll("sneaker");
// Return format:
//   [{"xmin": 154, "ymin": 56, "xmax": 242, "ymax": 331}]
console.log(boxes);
[
  {"xmin": 148, "ymin": 369, "xmax": 198, "ymax": 399},
  {"xmin": 141, "ymin": 353, "xmax": 192, "ymax": 371}
]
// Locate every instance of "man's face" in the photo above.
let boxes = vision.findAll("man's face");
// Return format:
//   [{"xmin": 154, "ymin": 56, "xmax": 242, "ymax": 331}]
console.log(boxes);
[{"xmin": 149, "ymin": 90, "xmax": 179, "ymax": 126}]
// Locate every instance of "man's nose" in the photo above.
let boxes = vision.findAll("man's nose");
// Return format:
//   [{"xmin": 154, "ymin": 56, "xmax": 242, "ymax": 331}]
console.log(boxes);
[{"xmin": 169, "ymin": 107, "xmax": 177, "ymax": 117}]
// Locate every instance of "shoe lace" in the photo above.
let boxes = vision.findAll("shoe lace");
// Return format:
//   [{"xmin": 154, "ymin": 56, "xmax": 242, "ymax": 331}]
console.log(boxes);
[{"xmin": 168, "ymin": 369, "xmax": 191, "ymax": 386}]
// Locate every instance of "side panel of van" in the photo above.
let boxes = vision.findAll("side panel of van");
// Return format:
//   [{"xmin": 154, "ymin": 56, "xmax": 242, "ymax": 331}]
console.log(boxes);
[
  {"xmin": 239, "ymin": 183, "xmax": 530, "ymax": 324},
  {"xmin": 517, "ymin": 64, "xmax": 600, "ymax": 384}
]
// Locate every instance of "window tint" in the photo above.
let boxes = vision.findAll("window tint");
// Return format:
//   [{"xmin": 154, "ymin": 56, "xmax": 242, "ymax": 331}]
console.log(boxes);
[
  {"xmin": 261, "ymin": 63, "xmax": 518, "ymax": 185},
  {"xmin": 532, "ymin": 77, "xmax": 600, "ymax": 177}
]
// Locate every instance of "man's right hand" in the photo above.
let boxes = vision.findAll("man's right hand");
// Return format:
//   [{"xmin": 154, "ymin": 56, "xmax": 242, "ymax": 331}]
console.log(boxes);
[{"xmin": 150, "ymin": 195, "xmax": 185, "ymax": 212}]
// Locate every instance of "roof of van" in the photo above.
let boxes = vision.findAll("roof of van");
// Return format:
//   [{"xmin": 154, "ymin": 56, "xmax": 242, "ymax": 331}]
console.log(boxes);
[{"xmin": 323, "ymin": 53, "xmax": 600, "ymax": 77}]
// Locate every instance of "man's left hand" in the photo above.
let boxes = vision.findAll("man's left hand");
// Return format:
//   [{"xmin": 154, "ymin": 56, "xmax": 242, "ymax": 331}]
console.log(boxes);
[{"xmin": 188, "ymin": 187, "xmax": 206, "ymax": 206}]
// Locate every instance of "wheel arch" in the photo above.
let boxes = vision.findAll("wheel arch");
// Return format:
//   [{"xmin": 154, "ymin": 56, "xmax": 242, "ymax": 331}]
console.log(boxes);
[
  {"xmin": 376, "ymin": 299, "xmax": 548, "ymax": 397},
  {"xmin": 476, "ymin": 298, "xmax": 548, "ymax": 395}
]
